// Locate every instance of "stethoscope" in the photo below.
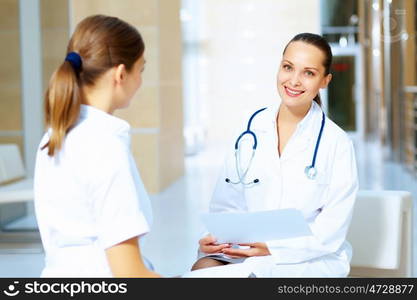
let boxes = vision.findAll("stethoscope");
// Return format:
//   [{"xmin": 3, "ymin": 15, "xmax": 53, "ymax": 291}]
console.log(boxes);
[{"xmin": 225, "ymin": 107, "xmax": 326, "ymax": 185}]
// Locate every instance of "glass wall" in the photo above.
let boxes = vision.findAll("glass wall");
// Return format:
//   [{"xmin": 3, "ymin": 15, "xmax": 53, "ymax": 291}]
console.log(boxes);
[
  {"xmin": 403, "ymin": 0, "xmax": 417, "ymax": 172},
  {"xmin": 328, "ymin": 56, "xmax": 357, "ymax": 131},
  {"xmin": 181, "ymin": 0, "xmax": 208, "ymax": 156},
  {"xmin": 320, "ymin": 0, "xmax": 361, "ymax": 135},
  {"xmin": 0, "ymin": 0, "xmax": 45, "ymax": 249},
  {"xmin": 321, "ymin": 0, "xmax": 359, "ymax": 43}
]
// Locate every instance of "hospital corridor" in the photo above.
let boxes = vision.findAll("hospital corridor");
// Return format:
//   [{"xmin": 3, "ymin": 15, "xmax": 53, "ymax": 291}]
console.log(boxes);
[{"xmin": 1, "ymin": 0, "xmax": 417, "ymax": 278}]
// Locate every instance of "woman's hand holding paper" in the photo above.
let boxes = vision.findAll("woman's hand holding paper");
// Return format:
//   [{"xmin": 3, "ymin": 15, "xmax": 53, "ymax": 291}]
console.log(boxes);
[
  {"xmin": 199, "ymin": 234, "xmax": 231, "ymax": 254},
  {"xmin": 221, "ymin": 242, "xmax": 271, "ymax": 258}
]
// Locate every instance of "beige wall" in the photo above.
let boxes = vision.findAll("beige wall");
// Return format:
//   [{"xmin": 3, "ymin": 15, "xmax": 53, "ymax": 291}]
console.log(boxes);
[
  {"xmin": 0, "ymin": 0, "xmax": 23, "ymax": 152},
  {"xmin": 41, "ymin": 0, "xmax": 70, "ymax": 92},
  {"xmin": 0, "ymin": 0, "xmax": 69, "ymax": 158},
  {"xmin": 70, "ymin": 0, "xmax": 184, "ymax": 194},
  {"xmin": 158, "ymin": 0, "xmax": 184, "ymax": 189}
]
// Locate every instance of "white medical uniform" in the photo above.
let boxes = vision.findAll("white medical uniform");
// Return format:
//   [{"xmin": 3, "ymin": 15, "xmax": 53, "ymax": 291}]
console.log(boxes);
[
  {"xmin": 34, "ymin": 104, "xmax": 153, "ymax": 277},
  {"xmin": 188, "ymin": 100, "xmax": 358, "ymax": 278}
]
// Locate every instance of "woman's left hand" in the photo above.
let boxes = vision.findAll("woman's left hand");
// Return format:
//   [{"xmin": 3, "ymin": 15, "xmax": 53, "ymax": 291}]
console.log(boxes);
[{"xmin": 221, "ymin": 242, "xmax": 271, "ymax": 258}]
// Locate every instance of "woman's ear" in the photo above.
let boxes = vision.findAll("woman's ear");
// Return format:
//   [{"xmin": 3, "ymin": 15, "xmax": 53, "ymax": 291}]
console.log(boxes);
[
  {"xmin": 320, "ymin": 73, "xmax": 332, "ymax": 89},
  {"xmin": 114, "ymin": 64, "xmax": 127, "ymax": 85}
]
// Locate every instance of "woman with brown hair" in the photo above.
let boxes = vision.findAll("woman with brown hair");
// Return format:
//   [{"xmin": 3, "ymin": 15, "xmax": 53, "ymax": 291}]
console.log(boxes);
[
  {"xmin": 188, "ymin": 33, "xmax": 358, "ymax": 277},
  {"xmin": 34, "ymin": 14, "xmax": 160, "ymax": 277}
]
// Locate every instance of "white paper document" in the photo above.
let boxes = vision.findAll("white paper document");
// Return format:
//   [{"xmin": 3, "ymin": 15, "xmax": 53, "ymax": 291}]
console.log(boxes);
[{"xmin": 201, "ymin": 209, "xmax": 312, "ymax": 244}]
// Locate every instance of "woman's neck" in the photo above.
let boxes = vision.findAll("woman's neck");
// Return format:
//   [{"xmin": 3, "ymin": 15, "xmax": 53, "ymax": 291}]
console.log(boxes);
[
  {"xmin": 278, "ymin": 102, "xmax": 312, "ymax": 124},
  {"xmin": 82, "ymin": 85, "xmax": 114, "ymax": 115}
]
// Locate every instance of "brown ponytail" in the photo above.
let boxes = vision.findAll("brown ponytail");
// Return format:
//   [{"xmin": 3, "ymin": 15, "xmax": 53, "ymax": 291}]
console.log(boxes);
[
  {"xmin": 313, "ymin": 94, "xmax": 322, "ymax": 106},
  {"xmin": 42, "ymin": 15, "xmax": 145, "ymax": 157},
  {"xmin": 43, "ymin": 60, "xmax": 81, "ymax": 156}
]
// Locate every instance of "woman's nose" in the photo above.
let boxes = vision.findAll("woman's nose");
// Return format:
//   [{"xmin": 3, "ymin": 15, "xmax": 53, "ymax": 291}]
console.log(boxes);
[{"xmin": 289, "ymin": 72, "xmax": 301, "ymax": 87}]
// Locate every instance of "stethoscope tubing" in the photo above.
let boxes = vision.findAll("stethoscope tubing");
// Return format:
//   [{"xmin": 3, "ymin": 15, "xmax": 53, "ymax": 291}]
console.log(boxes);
[
  {"xmin": 226, "ymin": 107, "xmax": 266, "ymax": 185},
  {"xmin": 226, "ymin": 107, "xmax": 326, "ymax": 185},
  {"xmin": 234, "ymin": 107, "xmax": 267, "ymax": 151},
  {"xmin": 310, "ymin": 111, "xmax": 325, "ymax": 169}
]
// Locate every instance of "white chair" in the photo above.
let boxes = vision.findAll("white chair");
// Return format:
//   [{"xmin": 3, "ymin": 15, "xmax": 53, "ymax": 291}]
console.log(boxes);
[
  {"xmin": 347, "ymin": 190, "xmax": 413, "ymax": 277},
  {"xmin": 0, "ymin": 144, "xmax": 40, "ymax": 250},
  {"xmin": 0, "ymin": 144, "xmax": 33, "ymax": 204}
]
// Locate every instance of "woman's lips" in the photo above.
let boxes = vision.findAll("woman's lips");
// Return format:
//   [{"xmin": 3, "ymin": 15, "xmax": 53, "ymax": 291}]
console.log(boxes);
[{"xmin": 284, "ymin": 86, "xmax": 304, "ymax": 97}]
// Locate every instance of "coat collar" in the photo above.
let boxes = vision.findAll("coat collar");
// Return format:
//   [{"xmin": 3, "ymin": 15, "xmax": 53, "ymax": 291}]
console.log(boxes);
[
  {"xmin": 78, "ymin": 104, "xmax": 131, "ymax": 139},
  {"xmin": 252, "ymin": 99, "xmax": 323, "ymax": 158},
  {"xmin": 254, "ymin": 99, "xmax": 322, "ymax": 133}
]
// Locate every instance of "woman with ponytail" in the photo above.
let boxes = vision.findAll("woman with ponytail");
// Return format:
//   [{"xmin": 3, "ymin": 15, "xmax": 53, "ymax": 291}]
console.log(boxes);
[{"xmin": 34, "ymin": 15, "xmax": 160, "ymax": 277}]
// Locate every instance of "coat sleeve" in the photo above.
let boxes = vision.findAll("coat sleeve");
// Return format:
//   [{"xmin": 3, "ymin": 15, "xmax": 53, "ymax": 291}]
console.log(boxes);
[
  {"xmin": 89, "ymin": 137, "xmax": 150, "ymax": 250},
  {"xmin": 265, "ymin": 136, "xmax": 358, "ymax": 264}
]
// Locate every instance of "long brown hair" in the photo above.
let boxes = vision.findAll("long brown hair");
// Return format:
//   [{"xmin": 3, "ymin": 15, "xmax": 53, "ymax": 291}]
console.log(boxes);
[
  {"xmin": 42, "ymin": 14, "xmax": 145, "ymax": 156},
  {"xmin": 283, "ymin": 33, "xmax": 332, "ymax": 106}
]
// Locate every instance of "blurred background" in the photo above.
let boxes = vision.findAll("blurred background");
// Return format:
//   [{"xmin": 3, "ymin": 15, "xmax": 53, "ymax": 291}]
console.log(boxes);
[{"xmin": 0, "ymin": 0, "xmax": 416, "ymax": 277}]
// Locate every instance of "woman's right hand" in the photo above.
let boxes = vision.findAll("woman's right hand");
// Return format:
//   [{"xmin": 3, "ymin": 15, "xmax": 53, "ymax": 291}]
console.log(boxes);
[{"xmin": 199, "ymin": 234, "xmax": 230, "ymax": 254}]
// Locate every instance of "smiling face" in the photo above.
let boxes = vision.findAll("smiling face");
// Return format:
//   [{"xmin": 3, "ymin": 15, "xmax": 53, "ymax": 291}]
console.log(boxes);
[{"xmin": 277, "ymin": 41, "xmax": 331, "ymax": 112}]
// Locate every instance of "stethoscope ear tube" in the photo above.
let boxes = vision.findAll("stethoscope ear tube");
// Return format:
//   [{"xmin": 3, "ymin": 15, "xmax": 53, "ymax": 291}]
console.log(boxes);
[{"xmin": 225, "ymin": 177, "xmax": 259, "ymax": 185}]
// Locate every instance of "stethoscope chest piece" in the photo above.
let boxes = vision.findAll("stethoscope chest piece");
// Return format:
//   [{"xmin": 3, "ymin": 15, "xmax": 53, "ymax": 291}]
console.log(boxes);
[{"xmin": 304, "ymin": 165, "xmax": 317, "ymax": 180}]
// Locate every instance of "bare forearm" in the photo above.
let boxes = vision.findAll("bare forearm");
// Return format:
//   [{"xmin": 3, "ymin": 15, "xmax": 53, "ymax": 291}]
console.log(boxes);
[{"xmin": 105, "ymin": 237, "xmax": 161, "ymax": 278}]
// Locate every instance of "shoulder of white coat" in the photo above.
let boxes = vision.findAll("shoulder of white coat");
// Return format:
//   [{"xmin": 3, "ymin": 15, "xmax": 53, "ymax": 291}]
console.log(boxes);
[
  {"xmin": 227, "ymin": 107, "xmax": 259, "ymax": 141},
  {"xmin": 221, "ymin": 106, "xmax": 269, "ymax": 159},
  {"xmin": 67, "ymin": 123, "xmax": 129, "ymax": 164},
  {"xmin": 241, "ymin": 104, "xmax": 277, "ymax": 131},
  {"xmin": 239, "ymin": 103, "xmax": 275, "ymax": 122},
  {"xmin": 36, "ymin": 131, "xmax": 51, "ymax": 152}
]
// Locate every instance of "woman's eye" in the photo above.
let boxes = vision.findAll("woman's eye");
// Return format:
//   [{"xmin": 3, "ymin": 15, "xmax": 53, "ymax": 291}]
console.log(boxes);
[
  {"xmin": 305, "ymin": 71, "xmax": 314, "ymax": 76},
  {"xmin": 283, "ymin": 64, "xmax": 292, "ymax": 70}
]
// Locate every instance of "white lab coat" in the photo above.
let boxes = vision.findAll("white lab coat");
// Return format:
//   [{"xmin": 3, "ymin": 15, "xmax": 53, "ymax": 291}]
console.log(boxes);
[
  {"xmin": 34, "ymin": 105, "xmax": 153, "ymax": 277},
  {"xmin": 188, "ymin": 100, "xmax": 358, "ymax": 278}
]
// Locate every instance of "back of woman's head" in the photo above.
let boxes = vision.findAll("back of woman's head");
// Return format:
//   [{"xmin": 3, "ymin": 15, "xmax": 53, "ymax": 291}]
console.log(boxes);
[
  {"xmin": 43, "ymin": 14, "xmax": 145, "ymax": 156},
  {"xmin": 283, "ymin": 33, "xmax": 332, "ymax": 106}
]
